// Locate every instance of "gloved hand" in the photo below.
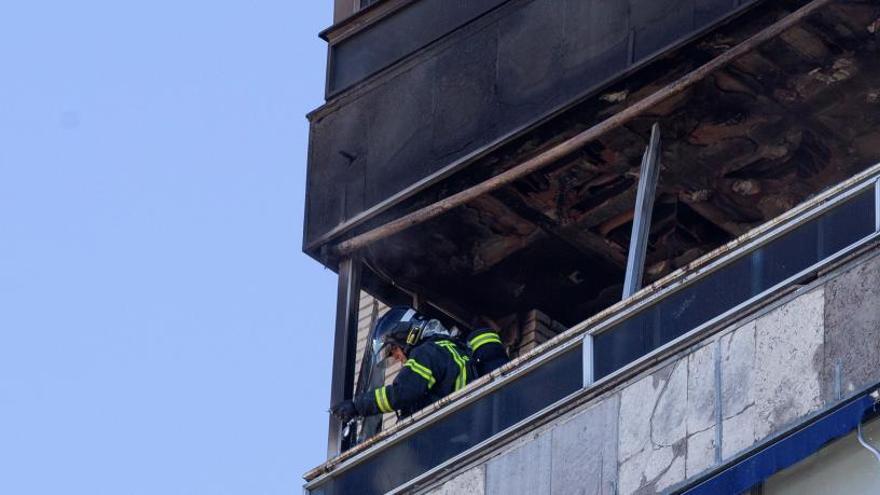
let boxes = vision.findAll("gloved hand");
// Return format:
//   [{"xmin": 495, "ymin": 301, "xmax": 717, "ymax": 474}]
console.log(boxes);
[{"xmin": 330, "ymin": 400, "xmax": 358, "ymax": 423}]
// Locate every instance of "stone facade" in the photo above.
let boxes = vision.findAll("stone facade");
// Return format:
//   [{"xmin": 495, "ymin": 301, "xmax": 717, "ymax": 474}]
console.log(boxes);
[
  {"xmin": 428, "ymin": 467, "xmax": 485, "ymax": 495},
  {"xmin": 417, "ymin": 251, "xmax": 880, "ymax": 495},
  {"xmin": 823, "ymin": 256, "xmax": 880, "ymax": 402}
]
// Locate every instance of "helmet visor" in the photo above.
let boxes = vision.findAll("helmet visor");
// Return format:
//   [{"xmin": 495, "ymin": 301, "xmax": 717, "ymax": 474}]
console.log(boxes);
[
  {"xmin": 371, "ymin": 337, "xmax": 391, "ymax": 363},
  {"xmin": 369, "ymin": 308, "xmax": 419, "ymax": 362}
]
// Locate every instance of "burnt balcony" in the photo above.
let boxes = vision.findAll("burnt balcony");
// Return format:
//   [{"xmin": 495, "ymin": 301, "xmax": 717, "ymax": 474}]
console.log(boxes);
[
  {"xmin": 304, "ymin": 0, "xmax": 880, "ymax": 491},
  {"xmin": 308, "ymin": 0, "xmax": 773, "ymax": 253},
  {"xmin": 308, "ymin": 0, "xmax": 880, "ymax": 335}
]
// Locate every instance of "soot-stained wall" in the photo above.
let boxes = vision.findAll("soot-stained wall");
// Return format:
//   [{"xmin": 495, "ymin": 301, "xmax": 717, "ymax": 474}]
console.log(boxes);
[{"xmin": 306, "ymin": 0, "xmax": 760, "ymax": 248}]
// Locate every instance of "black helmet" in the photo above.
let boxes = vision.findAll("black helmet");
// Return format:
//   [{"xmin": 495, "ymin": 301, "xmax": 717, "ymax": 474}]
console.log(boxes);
[{"xmin": 371, "ymin": 306, "xmax": 428, "ymax": 359}]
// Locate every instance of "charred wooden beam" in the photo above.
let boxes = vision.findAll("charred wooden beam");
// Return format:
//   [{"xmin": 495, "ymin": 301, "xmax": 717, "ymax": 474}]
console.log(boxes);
[
  {"xmin": 490, "ymin": 188, "xmax": 627, "ymax": 270},
  {"xmin": 681, "ymin": 196, "xmax": 751, "ymax": 237}
]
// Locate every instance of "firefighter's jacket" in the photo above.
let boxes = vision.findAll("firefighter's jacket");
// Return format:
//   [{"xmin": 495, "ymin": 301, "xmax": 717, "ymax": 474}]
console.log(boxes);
[
  {"xmin": 467, "ymin": 328, "xmax": 509, "ymax": 377},
  {"xmin": 354, "ymin": 337, "xmax": 474, "ymax": 418}
]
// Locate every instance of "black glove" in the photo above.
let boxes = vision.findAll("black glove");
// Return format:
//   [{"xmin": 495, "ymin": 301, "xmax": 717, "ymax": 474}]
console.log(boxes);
[{"xmin": 330, "ymin": 400, "xmax": 358, "ymax": 423}]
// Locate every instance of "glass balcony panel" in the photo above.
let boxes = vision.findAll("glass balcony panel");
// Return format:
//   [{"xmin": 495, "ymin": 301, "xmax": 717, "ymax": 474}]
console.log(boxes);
[
  {"xmin": 312, "ymin": 345, "xmax": 583, "ymax": 495},
  {"xmin": 594, "ymin": 187, "xmax": 875, "ymax": 379}
]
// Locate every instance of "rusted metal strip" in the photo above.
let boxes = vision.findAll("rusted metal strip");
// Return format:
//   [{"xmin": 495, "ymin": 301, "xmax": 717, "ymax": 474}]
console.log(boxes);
[{"xmin": 332, "ymin": 0, "xmax": 835, "ymax": 257}]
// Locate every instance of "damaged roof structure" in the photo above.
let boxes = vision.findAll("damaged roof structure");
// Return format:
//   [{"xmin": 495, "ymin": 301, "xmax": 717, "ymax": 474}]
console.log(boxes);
[
  {"xmin": 307, "ymin": 0, "xmax": 880, "ymax": 325},
  {"xmin": 301, "ymin": 0, "xmax": 880, "ymax": 493}
]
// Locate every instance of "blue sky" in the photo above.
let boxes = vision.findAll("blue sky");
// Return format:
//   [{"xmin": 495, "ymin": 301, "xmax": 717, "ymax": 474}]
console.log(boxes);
[{"xmin": 0, "ymin": 2, "xmax": 338, "ymax": 493}]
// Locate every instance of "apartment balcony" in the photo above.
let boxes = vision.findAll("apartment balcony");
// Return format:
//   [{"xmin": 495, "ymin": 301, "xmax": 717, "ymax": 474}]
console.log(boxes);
[
  {"xmin": 302, "ymin": 0, "xmax": 880, "ymax": 492},
  {"xmin": 305, "ymin": 165, "xmax": 880, "ymax": 494},
  {"xmin": 307, "ymin": 0, "xmax": 769, "ymax": 251},
  {"xmin": 305, "ymin": 0, "xmax": 880, "ymax": 329}
]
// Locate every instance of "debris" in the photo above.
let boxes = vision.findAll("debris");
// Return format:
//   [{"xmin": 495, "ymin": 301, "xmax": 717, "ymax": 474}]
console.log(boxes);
[
  {"xmin": 682, "ymin": 190, "xmax": 708, "ymax": 204},
  {"xmin": 773, "ymin": 88, "xmax": 799, "ymax": 103},
  {"xmin": 868, "ymin": 91, "xmax": 880, "ymax": 104},
  {"xmin": 699, "ymin": 34, "xmax": 735, "ymax": 52},
  {"xmin": 810, "ymin": 57, "xmax": 855, "ymax": 85},
  {"xmin": 732, "ymin": 179, "xmax": 761, "ymax": 196},
  {"xmin": 682, "ymin": 189, "xmax": 712, "ymax": 203},
  {"xmin": 646, "ymin": 260, "xmax": 669, "ymax": 278},
  {"xmin": 600, "ymin": 90, "xmax": 629, "ymax": 103},
  {"xmin": 868, "ymin": 18, "xmax": 880, "ymax": 34},
  {"xmin": 765, "ymin": 144, "xmax": 791, "ymax": 160}
]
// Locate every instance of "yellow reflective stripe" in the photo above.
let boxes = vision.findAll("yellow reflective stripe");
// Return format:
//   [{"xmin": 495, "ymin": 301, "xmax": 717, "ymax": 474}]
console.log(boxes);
[
  {"xmin": 404, "ymin": 359, "xmax": 436, "ymax": 388},
  {"xmin": 436, "ymin": 341, "xmax": 468, "ymax": 391},
  {"xmin": 374, "ymin": 386, "xmax": 393, "ymax": 414},
  {"xmin": 469, "ymin": 332, "xmax": 502, "ymax": 352},
  {"xmin": 405, "ymin": 359, "xmax": 434, "ymax": 381}
]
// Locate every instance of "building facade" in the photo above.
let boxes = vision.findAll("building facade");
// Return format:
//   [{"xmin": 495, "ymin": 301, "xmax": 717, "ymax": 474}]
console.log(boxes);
[{"xmin": 302, "ymin": 0, "xmax": 880, "ymax": 493}]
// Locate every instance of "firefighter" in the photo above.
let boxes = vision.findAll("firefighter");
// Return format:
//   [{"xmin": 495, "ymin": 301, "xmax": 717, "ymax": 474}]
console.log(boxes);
[
  {"xmin": 466, "ymin": 317, "xmax": 509, "ymax": 377},
  {"xmin": 330, "ymin": 307, "xmax": 475, "ymax": 423}
]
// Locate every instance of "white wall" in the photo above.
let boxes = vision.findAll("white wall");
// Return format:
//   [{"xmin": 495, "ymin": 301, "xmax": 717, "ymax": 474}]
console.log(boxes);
[{"xmin": 764, "ymin": 419, "xmax": 880, "ymax": 494}]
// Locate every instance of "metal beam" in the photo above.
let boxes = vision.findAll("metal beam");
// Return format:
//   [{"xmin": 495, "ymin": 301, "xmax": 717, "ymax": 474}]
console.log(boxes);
[
  {"xmin": 622, "ymin": 123, "xmax": 661, "ymax": 298},
  {"xmin": 331, "ymin": 0, "xmax": 834, "ymax": 257},
  {"xmin": 327, "ymin": 256, "xmax": 362, "ymax": 457}
]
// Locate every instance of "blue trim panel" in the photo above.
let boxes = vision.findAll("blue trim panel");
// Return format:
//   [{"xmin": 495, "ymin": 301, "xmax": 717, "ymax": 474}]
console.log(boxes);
[{"xmin": 682, "ymin": 393, "xmax": 879, "ymax": 495}]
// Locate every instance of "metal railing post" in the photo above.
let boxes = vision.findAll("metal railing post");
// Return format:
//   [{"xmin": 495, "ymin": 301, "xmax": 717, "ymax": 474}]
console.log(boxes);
[
  {"xmin": 874, "ymin": 178, "xmax": 879, "ymax": 233},
  {"xmin": 583, "ymin": 334, "xmax": 595, "ymax": 387},
  {"xmin": 327, "ymin": 256, "xmax": 362, "ymax": 458}
]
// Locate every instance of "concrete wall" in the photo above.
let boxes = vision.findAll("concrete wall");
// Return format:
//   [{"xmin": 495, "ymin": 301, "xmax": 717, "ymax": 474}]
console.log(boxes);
[{"xmin": 414, "ymin": 249, "xmax": 880, "ymax": 495}]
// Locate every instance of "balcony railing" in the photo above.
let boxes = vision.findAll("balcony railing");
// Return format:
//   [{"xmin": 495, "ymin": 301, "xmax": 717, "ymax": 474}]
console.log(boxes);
[{"xmin": 305, "ymin": 163, "xmax": 880, "ymax": 495}]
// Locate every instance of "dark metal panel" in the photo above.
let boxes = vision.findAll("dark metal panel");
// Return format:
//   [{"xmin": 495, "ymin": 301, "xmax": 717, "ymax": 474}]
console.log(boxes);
[
  {"xmin": 496, "ymin": 0, "xmax": 566, "ymax": 116},
  {"xmin": 363, "ymin": 58, "xmax": 438, "ymax": 208},
  {"xmin": 560, "ymin": 0, "xmax": 631, "ymax": 95},
  {"xmin": 695, "ymin": 0, "xmax": 739, "ymax": 26},
  {"xmin": 431, "ymin": 22, "xmax": 500, "ymax": 159},
  {"xmin": 329, "ymin": 0, "xmax": 510, "ymax": 95},
  {"xmin": 327, "ymin": 258, "xmax": 363, "ymax": 457},
  {"xmin": 630, "ymin": 0, "xmax": 696, "ymax": 60},
  {"xmin": 306, "ymin": 101, "xmax": 371, "ymax": 244}
]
